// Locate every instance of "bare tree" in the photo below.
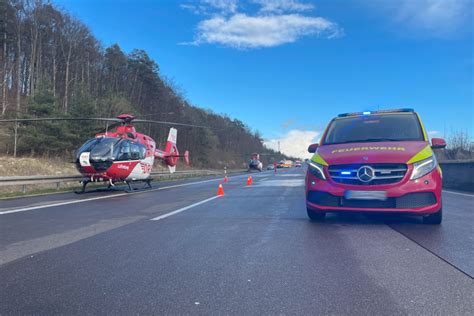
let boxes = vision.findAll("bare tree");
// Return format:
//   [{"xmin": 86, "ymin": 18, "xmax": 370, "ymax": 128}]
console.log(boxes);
[
  {"xmin": 445, "ymin": 130, "xmax": 474, "ymax": 160},
  {"xmin": 1, "ymin": 0, "xmax": 9, "ymax": 116},
  {"xmin": 13, "ymin": 0, "xmax": 23, "ymax": 114},
  {"xmin": 26, "ymin": 0, "xmax": 39, "ymax": 97}
]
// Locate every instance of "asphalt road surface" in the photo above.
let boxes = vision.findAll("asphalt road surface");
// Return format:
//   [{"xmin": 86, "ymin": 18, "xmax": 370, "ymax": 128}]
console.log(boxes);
[{"xmin": 1, "ymin": 168, "xmax": 473, "ymax": 314}]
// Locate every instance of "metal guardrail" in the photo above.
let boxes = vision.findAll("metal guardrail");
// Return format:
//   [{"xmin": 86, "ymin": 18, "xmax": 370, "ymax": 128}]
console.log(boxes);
[
  {"xmin": 0, "ymin": 170, "xmax": 226, "ymax": 186},
  {"xmin": 439, "ymin": 160, "xmax": 474, "ymax": 192},
  {"xmin": 0, "ymin": 169, "xmax": 244, "ymax": 194}
]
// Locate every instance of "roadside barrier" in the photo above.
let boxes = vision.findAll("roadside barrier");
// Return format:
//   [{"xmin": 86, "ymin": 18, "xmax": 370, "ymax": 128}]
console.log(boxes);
[
  {"xmin": 439, "ymin": 160, "xmax": 474, "ymax": 192},
  {"xmin": 0, "ymin": 169, "xmax": 246, "ymax": 194}
]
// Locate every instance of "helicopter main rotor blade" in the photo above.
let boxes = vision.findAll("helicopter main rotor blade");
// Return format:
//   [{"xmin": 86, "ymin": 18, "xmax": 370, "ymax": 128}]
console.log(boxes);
[
  {"xmin": 0, "ymin": 117, "xmax": 122, "ymax": 123},
  {"xmin": 133, "ymin": 119, "xmax": 210, "ymax": 129},
  {"xmin": 0, "ymin": 116, "xmax": 217, "ymax": 130}
]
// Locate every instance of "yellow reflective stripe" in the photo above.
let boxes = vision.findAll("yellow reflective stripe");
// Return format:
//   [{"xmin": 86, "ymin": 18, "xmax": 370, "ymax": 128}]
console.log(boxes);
[
  {"xmin": 437, "ymin": 165, "xmax": 442, "ymax": 178},
  {"xmin": 407, "ymin": 145, "xmax": 433, "ymax": 164},
  {"xmin": 416, "ymin": 113, "xmax": 428, "ymax": 141},
  {"xmin": 311, "ymin": 153, "xmax": 328, "ymax": 166}
]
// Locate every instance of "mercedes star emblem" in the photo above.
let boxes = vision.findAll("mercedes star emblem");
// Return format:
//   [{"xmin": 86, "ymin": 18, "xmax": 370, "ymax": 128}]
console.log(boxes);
[{"xmin": 357, "ymin": 165, "xmax": 375, "ymax": 182}]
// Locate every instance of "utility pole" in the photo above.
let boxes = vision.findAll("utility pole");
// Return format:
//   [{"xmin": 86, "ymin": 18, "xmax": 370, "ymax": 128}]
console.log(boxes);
[{"xmin": 278, "ymin": 141, "xmax": 280, "ymax": 153}]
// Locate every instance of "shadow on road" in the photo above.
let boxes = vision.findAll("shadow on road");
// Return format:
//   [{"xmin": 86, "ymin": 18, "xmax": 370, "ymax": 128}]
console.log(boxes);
[{"xmin": 319, "ymin": 212, "xmax": 426, "ymax": 225}]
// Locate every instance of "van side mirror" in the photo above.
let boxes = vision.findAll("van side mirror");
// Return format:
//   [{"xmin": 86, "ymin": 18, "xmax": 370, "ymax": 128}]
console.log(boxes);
[
  {"xmin": 431, "ymin": 138, "xmax": 446, "ymax": 149},
  {"xmin": 308, "ymin": 143, "xmax": 319, "ymax": 153}
]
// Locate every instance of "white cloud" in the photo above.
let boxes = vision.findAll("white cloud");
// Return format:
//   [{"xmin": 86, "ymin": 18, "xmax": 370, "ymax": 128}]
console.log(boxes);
[
  {"xmin": 203, "ymin": 0, "xmax": 238, "ymax": 14},
  {"xmin": 182, "ymin": 0, "xmax": 343, "ymax": 49},
  {"xmin": 264, "ymin": 129, "xmax": 320, "ymax": 159},
  {"xmin": 191, "ymin": 13, "xmax": 341, "ymax": 48},
  {"xmin": 253, "ymin": 0, "xmax": 314, "ymax": 13},
  {"xmin": 181, "ymin": 0, "xmax": 238, "ymax": 15},
  {"xmin": 374, "ymin": 0, "xmax": 472, "ymax": 37},
  {"xmin": 180, "ymin": 4, "xmax": 205, "ymax": 15},
  {"xmin": 428, "ymin": 130, "xmax": 440, "ymax": 136}
]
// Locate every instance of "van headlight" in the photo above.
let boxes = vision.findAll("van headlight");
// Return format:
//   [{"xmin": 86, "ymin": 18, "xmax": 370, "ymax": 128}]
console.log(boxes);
[
  {"xmin": 410, "ymin": 156, "xmax": 437, "ymax": 180},
  {"xmin": 308, "ymin": 161, "xmax": 326, "ymax": 180}
]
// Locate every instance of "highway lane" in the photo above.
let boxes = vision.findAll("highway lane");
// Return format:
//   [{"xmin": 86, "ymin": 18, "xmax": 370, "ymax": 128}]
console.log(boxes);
[
  {"xmin": 0, "ymin": 168, "xmax": 473, "ymax": 314},
  {"xmin": 0, "ymin": 172, "xmax": 266, "ymax": 263}
]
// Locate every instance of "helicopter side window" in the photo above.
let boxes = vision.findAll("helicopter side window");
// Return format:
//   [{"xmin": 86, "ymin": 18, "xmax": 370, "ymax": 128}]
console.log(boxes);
[
  {"xmin": 139, "ymin": 145, "xmax": 147, "ymax": 159},
  {"xmin": 130, "ymin": 143, "xmax": 146, "ymax": 160},
  {"xmin": 116, "ymin": 140, "xmax": 132, "ymax": 161}
]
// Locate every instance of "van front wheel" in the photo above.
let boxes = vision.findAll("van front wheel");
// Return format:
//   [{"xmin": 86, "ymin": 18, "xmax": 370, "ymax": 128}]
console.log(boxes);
[
  {"xmin": 307, "ymin": 208, "xmax": 326, "ymax": 221},
  {"xmin": 423, "ymin": 208, "xmax": 442, "ymax": 225}
]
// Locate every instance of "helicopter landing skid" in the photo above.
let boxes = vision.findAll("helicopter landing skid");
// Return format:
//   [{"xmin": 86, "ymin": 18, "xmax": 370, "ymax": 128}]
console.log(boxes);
[
  {"xmin": 74, "ymin": 179, "xmax": 153, "ymax": 194},
  {"xmin": 74, "ymin": 179, "xmax": 120, "ymax": 194},
  {"xmin": 74, "ymin": 180, "xmax": 90, "ymax": 194},
  {"xmin": 124, "ymin": 179, "xmax": 153, "ymax": 193}
]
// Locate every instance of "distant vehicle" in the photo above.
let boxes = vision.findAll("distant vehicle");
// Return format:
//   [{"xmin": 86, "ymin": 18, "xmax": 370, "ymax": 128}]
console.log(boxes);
[
  {"xmin": 267, "ymin": 164, "xmax": 275, "ymax": 170},
  {"xmin": 278, "ymin": 160, "xmax": 293, "ymax": 168},
  {"xmin": 248, "ymin": 153, "xmax": 263, "ymax": 172},
  {"xmin": 295, "ymin": 160, "xmax": 302, "ymax": 167},
  {"xmin": 305, "ymin": 108, "xmax": 446, "ymax": 224}
]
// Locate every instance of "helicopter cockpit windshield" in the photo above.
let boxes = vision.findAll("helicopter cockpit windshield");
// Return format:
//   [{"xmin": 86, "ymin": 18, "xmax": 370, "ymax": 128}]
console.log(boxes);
[
  {"xmin": 90, "ymin": 137, "xmax": 120, "ymax": 161},
  {"xmin": 75, "ymin": 137, "xmax": 146, "ymax": 162}
]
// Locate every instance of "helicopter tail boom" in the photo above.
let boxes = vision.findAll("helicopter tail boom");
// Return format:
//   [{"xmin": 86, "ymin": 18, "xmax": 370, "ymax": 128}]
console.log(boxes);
[{"xmin": 154, "ymin": 128, "xmax": 190, "ymax": 172}]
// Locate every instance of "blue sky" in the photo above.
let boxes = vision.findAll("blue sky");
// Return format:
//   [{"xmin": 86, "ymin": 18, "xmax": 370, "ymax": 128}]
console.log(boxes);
[{"xmin": 55, "ymin": 0, "xmax": 473, "ymax": 158}]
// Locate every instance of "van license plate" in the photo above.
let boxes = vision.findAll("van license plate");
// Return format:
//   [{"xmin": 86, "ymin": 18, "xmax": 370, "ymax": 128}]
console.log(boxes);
[{"xmin": 345, "ymin": 190, "xmax": 387, "ymax": 201}]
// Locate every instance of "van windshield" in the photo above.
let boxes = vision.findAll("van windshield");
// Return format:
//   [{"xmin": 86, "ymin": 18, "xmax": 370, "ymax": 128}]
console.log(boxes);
[{"xmin": 323, "ymin": 114, "xmax": 424, "ymax": 145}]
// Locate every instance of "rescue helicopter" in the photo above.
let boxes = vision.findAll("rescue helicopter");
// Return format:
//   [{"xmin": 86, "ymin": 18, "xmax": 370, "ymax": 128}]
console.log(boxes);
[{"xmin": 1, "ymin": 113, "xmax": 201, "ymax": 193}]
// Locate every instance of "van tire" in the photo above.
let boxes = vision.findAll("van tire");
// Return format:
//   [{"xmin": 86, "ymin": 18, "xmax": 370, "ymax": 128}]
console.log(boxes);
[
  {"xmin": 423, "ymin": 207, "xmax": 442, "ymax": 225},
  {"xmin": 307, "ymin": 208, "xmax": 326, "ymax": 221}
]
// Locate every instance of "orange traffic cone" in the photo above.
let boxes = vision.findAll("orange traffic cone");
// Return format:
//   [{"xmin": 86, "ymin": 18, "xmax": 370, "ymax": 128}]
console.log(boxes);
[
  {"xmin": 246, "ymin": 176, "xmax": 253, "ymax": 186},
  {"xmin": 224, "ymin": 176, "xmax": 229, "ymax": 183},
  {"xmin": 217, "ymin": 182, "xmax": 225, "ymax": 196}
]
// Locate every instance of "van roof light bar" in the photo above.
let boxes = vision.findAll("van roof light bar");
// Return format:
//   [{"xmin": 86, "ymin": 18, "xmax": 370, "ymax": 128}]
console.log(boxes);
[{"xmin": 337, "ymin": 108, "xmax": 414, "ymax": 117}]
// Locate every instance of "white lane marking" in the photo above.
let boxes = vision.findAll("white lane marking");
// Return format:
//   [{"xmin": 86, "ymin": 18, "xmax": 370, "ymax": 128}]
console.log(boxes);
[
  {"xmin": 442, "ymin": 190, "xmax": 474, "ymax": 198},
  {"xmin": 257, "ymin": 179, "xmax": 305, "ymax": 187},
  {"xmin": 150, "ymin": 196, "xmax": 220, "ymax": 221},
  {"xmin": 0, "ymin": 174, "xmax": 249, "ymax": 216},
  {"xmin": 0, "ymin": 194, "xmax": 129, "ymax": 215}
]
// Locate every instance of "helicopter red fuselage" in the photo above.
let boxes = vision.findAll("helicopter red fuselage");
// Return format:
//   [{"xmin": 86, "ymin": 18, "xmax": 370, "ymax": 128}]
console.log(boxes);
[
  {"xmin": 75, "ymin": 118, "xmax": 188, "ymax": 183},
  {"xmin": 1, "ymin": 113, "xmax": 190, "ymax": 192}
]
